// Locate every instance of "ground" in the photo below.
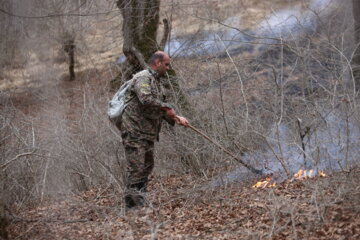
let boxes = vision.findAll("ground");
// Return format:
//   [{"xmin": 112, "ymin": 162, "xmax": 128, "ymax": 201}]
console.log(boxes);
[{"xmin": 7, "ymin": 169, "xmax": 360, "ymax": 239}]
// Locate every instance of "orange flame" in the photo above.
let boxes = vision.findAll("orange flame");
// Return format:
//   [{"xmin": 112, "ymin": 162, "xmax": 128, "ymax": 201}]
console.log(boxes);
[
  {"xmin": 252, "ymin": 177, "xmax": 276, "ymax": 188},
  {"xmin": 252, "ymin": 170, "xmax": 326, "ymax": 188},
  {"xmin": 293, "ymin": 169, "xmax": 326, "ymax": 180}
]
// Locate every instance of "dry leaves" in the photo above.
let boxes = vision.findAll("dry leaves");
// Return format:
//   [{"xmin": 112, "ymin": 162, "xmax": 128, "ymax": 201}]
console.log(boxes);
[{"xmin": 7, "ymin": 171, "xmax": 360, "ymax": 239}]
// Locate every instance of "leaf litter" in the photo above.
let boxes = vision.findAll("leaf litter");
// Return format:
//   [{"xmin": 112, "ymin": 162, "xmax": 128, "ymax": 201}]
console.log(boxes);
[{"xmin": 7, "ymin": 170, "xmax": 360, "ymax": 239}]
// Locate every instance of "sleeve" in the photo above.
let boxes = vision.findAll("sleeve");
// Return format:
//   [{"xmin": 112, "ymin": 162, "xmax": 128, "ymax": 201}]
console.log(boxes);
[
  {"xmin": 134, "ymin": 76, "xmax": 173, "ymax": 109},
  {"xmin": 163, "ymin": 113, "xmax": 176, "ymax": 126}
]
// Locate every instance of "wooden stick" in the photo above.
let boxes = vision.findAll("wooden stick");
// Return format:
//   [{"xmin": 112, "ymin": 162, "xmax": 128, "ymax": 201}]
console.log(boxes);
[{"xmin": 186, "ymin": 124, "xmax": 263, "ymax": 175}]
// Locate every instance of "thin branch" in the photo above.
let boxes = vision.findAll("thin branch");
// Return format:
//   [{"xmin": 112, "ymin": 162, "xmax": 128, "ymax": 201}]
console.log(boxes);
[
  {"xmin": 10, "ymin": 217, "xmax": 93, "ymax": 224},
  {"xmin": 0, "ymin": 7, "xmax": 118, "ymax": 19},
  {"xmin": 1, "ymin": 150, "xmax": 36, "ymax": 170},
  {"xmin": 194, "ymin": 14, "xmax": 282, "ymax": 43},
  {"xmin": 216, "ymin": 34, "xmax": 249, "ymax": 131}
]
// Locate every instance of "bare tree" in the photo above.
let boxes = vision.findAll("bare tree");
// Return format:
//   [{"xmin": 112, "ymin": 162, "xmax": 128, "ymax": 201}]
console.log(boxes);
[
  {"xmin": 36, "ymin": 0, "xmax": 93, "ymax": 81},
  {"xmin": 0, "ymin": 0, "xmax": 30, "ymax": 71},
  {"xmin": 353, "ymin": 0, "xmax": 360, "ymax": 90},
  {"xmin": 0, "ymin": 0, "xmax": 12, "ymax": 72}
]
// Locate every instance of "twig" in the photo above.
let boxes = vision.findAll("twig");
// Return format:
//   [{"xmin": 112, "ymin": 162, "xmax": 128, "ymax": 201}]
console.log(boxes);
[
  {"xmin": 10, "ymin": 217, "xmax": 92, "ymax": 224},
  {"xmin": 264, "ymin": 138, "xmax": 290, "ymax": 178},
  {"xmin": 312, "ymin": 184, "xmax": 324, "ymax": 222},
  {"xmin": 290, "ymin": 207, "xmax": 298, "ymax": 240},
  {"xmin": 216, "ymin": 34, "xmax": 249, "ymax": 131},
  {"xmin": 0, "ymin": 150, "xmax": 36, "ymax": 170},
  {"xmin": 216, "ymin": 61, "xmax": 229, "ymax": 135}
]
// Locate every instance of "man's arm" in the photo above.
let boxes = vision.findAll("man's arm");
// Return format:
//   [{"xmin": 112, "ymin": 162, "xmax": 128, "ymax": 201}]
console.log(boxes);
[
  {"xmin": 135, "ymin": 76, "xmax": 189, "ymax": 126},
  {"xmin": 134, "ymin": 76, "xmax": 171, "ymax": 109},
  {"xmin": 160, "ymin": 107, "xmax": 189, "ymax": 127}
]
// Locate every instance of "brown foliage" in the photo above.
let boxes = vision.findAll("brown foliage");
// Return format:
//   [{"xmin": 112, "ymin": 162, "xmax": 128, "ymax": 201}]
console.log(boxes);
[{"xmin": 7, "ymin": 171, "xmax": 360, "ymax": 239}]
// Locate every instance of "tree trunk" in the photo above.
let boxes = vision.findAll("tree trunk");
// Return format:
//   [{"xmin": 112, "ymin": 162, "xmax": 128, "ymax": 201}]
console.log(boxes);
[
  {"xmin": 114, "ymin": 0, "xmax": 191, "ymax": 112},
  {"xmin": 352, "ymin": 0, "xmax": 360, "ymax": 91},
  {"xmin": 0, "ymin": 170, "xmax": 8, "ymax": 240},
  {"xmin": 64, "ymin": 38, "xmax": 76, "ymax": 81},
  {"xmin": 116, "ymin": 0, "xmax": 160, "ymax": 82}
]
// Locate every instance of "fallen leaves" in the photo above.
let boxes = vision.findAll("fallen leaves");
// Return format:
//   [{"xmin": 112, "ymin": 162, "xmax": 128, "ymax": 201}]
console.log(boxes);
[{"xmin": 6, "ymin": 170, "xmax": 360, "ymax": 239}]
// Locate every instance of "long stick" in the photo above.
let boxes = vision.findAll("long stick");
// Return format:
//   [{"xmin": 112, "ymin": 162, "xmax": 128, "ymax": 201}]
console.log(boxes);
[{"xmin": 186, "ymin": 124, "xmax": 263, "ymax": 175}]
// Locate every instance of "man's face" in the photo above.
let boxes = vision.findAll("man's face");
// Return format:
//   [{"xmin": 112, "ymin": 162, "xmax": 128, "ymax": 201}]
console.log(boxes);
[{"xmin": 155, "ymin": 55, "xmax": 170, "ymax": 77}]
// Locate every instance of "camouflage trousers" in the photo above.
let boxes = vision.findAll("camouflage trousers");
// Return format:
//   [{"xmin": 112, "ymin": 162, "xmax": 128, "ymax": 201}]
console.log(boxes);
[{"xmin": 121, "ymin": 131, "xmax": 155, "ymax": 207}]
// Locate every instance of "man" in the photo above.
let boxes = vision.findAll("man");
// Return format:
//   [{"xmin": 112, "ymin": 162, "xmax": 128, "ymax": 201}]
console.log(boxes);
[{"xmin": 118, "ymin": 51, "xmax": 189, "ymax": 209}]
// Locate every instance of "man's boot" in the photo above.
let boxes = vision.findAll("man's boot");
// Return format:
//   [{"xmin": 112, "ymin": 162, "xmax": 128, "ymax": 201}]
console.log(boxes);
[
  {"xmin": 125, "ymin": 182, "xmax": 146, "ymax": 209},
  {"xmin": 124, "ymin": 194, "xmax": 137, "ymax": 209},
  {"xmin": 132, "ymin": 183, "xmax": 146, "ymax": 206},
  {"xmin": 136, "ymin": 180, "xmax": 148, "ymax": 193}
]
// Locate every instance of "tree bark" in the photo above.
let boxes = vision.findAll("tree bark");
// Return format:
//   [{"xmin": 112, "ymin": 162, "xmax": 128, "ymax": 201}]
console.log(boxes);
[
  {"xmin": 159, "ymin": 18, "xmax": 170, "ymax": 51},
  {"xmin": 0, "ymin": 170, "xmax": 8, "ymax": 240},
  {"xmin": 114, "ymin": 0, "xmax": 190, "ymax": 110},
  {"xmin": 352, "ymin": 0, "xmax": 360, "ymax": 91},
  {"xmin": 116, "ymin": 0, "xmax": 160, "ymax": 82},
  {"xmin": 64, "ymin": 37, "xmax": 76, "ymax": 81}
]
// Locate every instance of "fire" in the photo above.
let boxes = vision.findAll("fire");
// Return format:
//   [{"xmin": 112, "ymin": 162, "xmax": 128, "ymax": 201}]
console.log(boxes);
[
  {"xmin": 293, "ymin": 169, "xmax": 326, "ymax": 180},
  {"xmin": 252, "ymin": 169, "xmax": 327, "ymax": 189},
  {"xmin": 252, "ymin": 176, "xmax": 276, "ymax": 188}
]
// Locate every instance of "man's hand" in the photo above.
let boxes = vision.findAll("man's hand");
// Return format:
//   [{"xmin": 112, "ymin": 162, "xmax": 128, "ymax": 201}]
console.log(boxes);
[
  {"xmin": 160, "ymin": 107, "xmax": 189, "ymax": 127},
  {"xmin": 175, "ymin": 115, "xmax": 189, "ymax": 127}
]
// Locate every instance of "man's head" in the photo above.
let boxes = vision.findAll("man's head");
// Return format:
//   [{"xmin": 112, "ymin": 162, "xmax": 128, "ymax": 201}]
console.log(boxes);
[{"xmin": 148, "ymin": 51, "xmax": 170, "ymax": 77}]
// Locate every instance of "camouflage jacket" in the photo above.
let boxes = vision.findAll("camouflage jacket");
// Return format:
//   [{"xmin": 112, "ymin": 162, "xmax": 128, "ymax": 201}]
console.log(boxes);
[{"xmin": 119, "ymin": 69, "xmax": 175, "ymax": 142}]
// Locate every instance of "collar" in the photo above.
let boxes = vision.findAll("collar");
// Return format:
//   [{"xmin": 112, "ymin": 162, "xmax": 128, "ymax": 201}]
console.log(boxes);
[{"xmin": 148, "ymin": 68, "xmax": 160, "ymax": 80}]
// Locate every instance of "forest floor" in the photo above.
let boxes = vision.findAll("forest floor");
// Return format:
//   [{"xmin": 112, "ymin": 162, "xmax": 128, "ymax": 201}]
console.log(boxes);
[{"xmin": 7, "ymin": 168, "xmax": 360, "ymax": 239}]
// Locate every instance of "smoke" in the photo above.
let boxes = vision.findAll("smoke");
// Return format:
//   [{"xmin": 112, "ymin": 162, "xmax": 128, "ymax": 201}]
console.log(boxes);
[{"xmin": 212, "ymin": 107, "xmax": 360, "ymax": 187}]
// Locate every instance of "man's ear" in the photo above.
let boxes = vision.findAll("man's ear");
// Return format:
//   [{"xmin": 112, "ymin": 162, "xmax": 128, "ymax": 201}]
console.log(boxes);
[{"xmin": 155, "ymin": 59, "xmax": 161, "ymax": 67}]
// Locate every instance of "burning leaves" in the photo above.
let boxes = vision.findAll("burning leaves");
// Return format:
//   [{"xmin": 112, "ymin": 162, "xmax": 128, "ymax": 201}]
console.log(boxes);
[
  {"xmin": 292, "ymin": 169, "xmax": 327, "ymax": 180},
  {"xmin": 252, "ymin": 169, "xmax": 327, "ymax": 189},
  {"xmin": 252, "ymin": 177, "xmax": 276, "ymax": 188}
]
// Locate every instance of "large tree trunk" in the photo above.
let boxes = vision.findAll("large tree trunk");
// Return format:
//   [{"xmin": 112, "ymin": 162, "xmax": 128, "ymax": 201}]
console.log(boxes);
[
  {"xmin": 353, "ymin": 0, "xmax": 360, "ymax": 91},
  {"xmin": 116, "ymin": 0, "xmax": 160, "ymax": 82},
  {"xmin": 114, "ymin": 0, "xmax": 191, "ymax": 111}
]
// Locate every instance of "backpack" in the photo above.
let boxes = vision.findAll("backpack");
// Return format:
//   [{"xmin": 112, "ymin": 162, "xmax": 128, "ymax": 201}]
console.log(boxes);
[{"xmin": 107, "ymin": 78, "xmax": 135, "ymax": 122}]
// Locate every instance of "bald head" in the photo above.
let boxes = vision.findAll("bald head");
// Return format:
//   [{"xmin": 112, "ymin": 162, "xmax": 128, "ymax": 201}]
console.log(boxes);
[{"xmin": 148, "ymin": 51, "xmax": 170, "ymax": 77}]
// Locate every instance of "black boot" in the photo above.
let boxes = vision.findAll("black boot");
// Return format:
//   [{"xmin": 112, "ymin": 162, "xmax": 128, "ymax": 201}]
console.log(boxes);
[
  {"xmin": 124, "ymin": 195, "xmax": 137, "ymax": 209},
  {"xmin": 125, "ymin": 182, "xmax": 147, "ymax": 209},
  {"xmin": 136, "ymin": 181, "xmax": 147, "ymax": 192}
]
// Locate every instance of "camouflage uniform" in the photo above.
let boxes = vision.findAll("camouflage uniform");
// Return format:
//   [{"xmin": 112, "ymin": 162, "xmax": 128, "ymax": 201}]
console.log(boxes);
[{"xmin": 117, "ymin": 68, "xmax": 174, "ymax": 207}]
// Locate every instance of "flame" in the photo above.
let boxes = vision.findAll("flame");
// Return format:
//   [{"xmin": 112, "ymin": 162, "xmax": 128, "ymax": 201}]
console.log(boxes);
[
  {"xmin": 252, "ymin": 169, "xmax": 327, "ymax": 189},
  {"xmin": 252, "ymin": 176, "xmax": 276, "ymax": 188},
  {"xmin": 293, "ymin": 169, "xmax": 326, "ymax": 180}
]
